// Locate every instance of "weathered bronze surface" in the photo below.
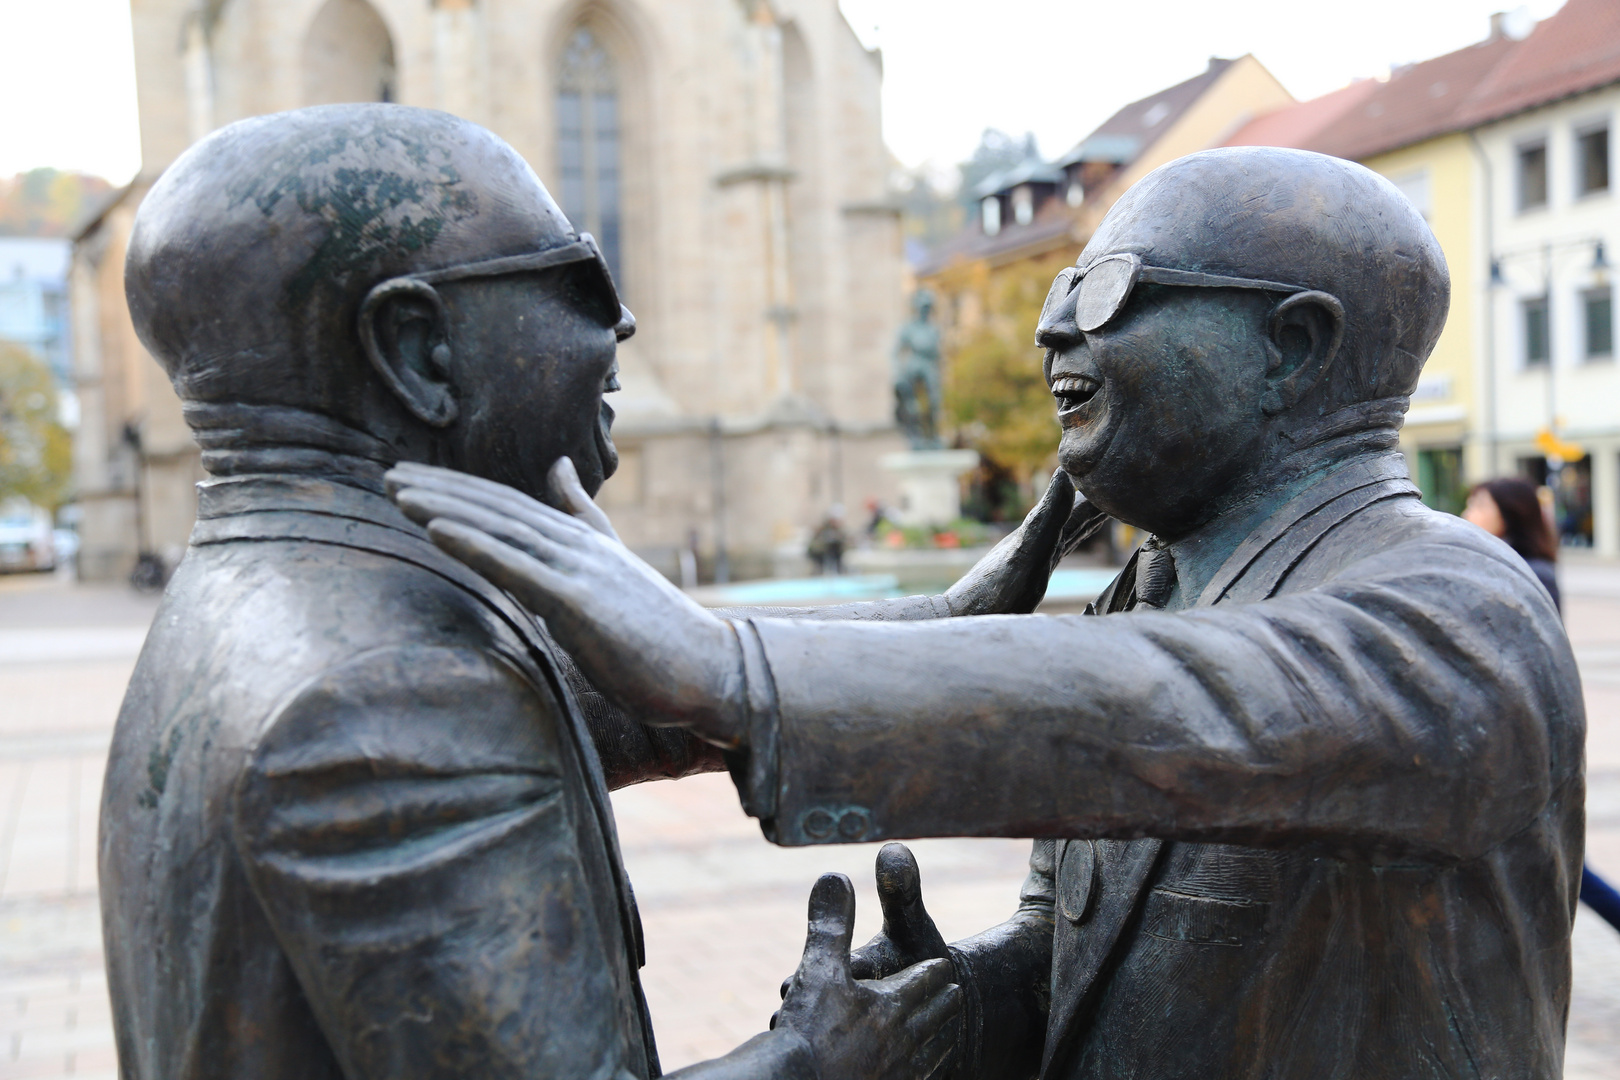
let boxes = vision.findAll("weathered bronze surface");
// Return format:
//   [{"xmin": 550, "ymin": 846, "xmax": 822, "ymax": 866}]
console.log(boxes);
[
  {"xmin": 395, "ymin": 147, "xmax": 1586, "ymax": 1079},
  {"xmin": 893, "ymin": 289, "xmax": 944, "ymax": 450},
  {"xmin": 99, "ymin": 103, "xmax": 978, "ymax": 1080}
]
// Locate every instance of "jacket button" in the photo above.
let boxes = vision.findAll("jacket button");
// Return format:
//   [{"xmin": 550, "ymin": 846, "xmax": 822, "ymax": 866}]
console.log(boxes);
[{"xmin": 1058, "ymin": 840, "xmax": 1098, "ymax": 923}]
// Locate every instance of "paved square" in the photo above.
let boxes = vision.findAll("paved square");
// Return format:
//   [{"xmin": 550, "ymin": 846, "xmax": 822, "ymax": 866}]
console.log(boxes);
[{"xmin": 1, "ymin": 564, "xmax": 1617, "ymax": 1076}]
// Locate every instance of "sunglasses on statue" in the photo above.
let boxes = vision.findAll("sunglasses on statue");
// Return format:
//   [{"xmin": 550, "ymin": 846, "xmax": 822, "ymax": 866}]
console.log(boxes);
[
  {"xmin": 1040, "ymin": 252, "xmax": 1309, "ymax": 334},
  {"xmin": 401, "ymin": 232, "xmax": 632, "ymax": 339}
]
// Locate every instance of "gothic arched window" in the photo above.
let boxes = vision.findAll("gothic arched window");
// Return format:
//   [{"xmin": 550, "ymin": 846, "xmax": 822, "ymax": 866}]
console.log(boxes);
[
  {"xmin": 302, "ymin": 0, "xmax": 396, "ymax": 107},
  {"xmin": 557, "ymin": 28, "xmax": 622, "ymax": 285}
]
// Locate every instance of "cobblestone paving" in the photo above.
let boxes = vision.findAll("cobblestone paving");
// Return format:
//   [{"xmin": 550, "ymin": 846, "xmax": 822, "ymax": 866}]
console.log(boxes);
[{"xmin": 1, "ymin": 564, "xmax": 1618, "ymax": 1077}]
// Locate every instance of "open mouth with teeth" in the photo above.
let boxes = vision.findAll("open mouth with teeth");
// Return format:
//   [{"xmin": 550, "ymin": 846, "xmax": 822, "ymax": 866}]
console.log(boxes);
[{"xmin": 1051, "ymin": 374, "xmax": 1101, "ymax": 414}]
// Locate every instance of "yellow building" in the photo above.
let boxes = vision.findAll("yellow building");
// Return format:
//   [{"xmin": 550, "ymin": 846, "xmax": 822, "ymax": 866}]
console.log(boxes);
[
  {"xmin": 1362, "ymin": 135, "xmax": 1481, "ymax": 511},
  {"xmin": 1226, "ymin": 29, "xmax": 1520, "ymax": 513}
]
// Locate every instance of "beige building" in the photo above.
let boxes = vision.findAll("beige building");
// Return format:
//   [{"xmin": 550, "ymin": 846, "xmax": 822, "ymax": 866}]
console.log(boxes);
[{"xmin": 73, "ymin": 0, "xmax": 905, "ymax": 581}]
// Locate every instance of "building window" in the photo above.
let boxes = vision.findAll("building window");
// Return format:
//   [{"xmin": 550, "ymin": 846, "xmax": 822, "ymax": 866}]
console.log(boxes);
[
  {"xmin": 981, "ymin": 196, "xmax": 1001, "ymax": 236},
  {"xmin": 1518, "ymin": 140, "xmax": 1548, "ymax": 211},
  {"xmin": 1584, "ymin": 286, "xmax": 1613, "ymax": 359},
  {"xmin": 1523, "ymin": 295, "xmax": 1550, "ymax": 366},
  {"xmin": 557, "ymin": 27, "xmax": 622, "ymax": 285},
  {"xmin": 1578, "ymin": 125, "xmax": 1610, "ymax": 196},
  {"xmin": 1012, "ymin": 185, "xmax": 1034, "ymax": 226},
  {"xmin": 1391, "ymin": 169, "xmax": 1431, "ymax": 220},
  {"xmin": 301, "ymin": 0, "xmax": 396, "ymax": 106}
]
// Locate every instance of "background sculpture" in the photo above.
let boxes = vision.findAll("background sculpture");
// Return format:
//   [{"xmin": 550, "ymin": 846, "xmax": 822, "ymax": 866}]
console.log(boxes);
[{"xmin": 893, "ymin": 288, "xmax": 944, "ymax": 450}]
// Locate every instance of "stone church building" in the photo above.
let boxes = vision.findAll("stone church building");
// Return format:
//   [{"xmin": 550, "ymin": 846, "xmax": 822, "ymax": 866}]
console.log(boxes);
[{"xmin": 72, "ymin": 0, "xmax": 906, "ymax": 581}]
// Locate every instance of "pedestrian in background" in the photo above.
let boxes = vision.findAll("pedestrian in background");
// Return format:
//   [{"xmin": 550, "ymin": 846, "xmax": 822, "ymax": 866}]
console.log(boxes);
[
  {"xmin": 807, "ymin": 506, "xmax": 846, "ymax": 576},
  {"xmin": 1465, "ymin": 476, "xmax": 1620, "ymax": 933},
  {"xmin": 1464, "ymin": 478, "xmax": 1560, "ymax": 607}
]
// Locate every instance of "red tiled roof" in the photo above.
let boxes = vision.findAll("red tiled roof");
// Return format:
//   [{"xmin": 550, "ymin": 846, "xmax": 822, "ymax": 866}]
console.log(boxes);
[
  {"xmin": 1456, "ymin": 0, "xmax": 1620, "ymax": 126},
  {"xmin": 1224, "ymin": 79, "xmax": 1378, "ymax": 150},
  {"xmin": 1307, "ymin": 34, "xmax": 1520, "ymax": 159},
  {"xmin": 1233, "ymin": 0, "xmax": 1620, "ymax": 162}
]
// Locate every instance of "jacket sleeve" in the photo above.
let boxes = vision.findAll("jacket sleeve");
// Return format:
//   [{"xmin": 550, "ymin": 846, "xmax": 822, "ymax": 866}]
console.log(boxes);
[
  {"xmin": 566, "ymin": 597, "xmax": 955, "ymax": 790},
  {"xmin": 743, "ymin": 536, "xmax": 1584, "ymax": 859},
  {"xmin": 947, "ymin": 840, "xmax": 1056, "ymax": 1080},
  {"xmin": 232, "ymin": 644, "xmax": 654, "ymax": 1080}
]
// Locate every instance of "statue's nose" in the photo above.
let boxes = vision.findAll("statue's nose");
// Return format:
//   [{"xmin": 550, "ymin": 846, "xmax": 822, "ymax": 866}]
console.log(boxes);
[
  {"xmin": 1035, "ymin": 310, "xmax": 1081, "ymax": 352},
  {"xmin": 613, "ymin": 305, "xmax": 637, "ymax": 343}
]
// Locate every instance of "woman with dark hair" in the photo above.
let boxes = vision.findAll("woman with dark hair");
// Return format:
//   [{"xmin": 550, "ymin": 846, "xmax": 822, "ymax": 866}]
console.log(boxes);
[
  {"xmin": 1464, "ymin": 476, "xmax": 1620, "ymax": 933},
  {"xmin": 1464, "ymin": 478, "xmax": 1560, "ymax": 608}
]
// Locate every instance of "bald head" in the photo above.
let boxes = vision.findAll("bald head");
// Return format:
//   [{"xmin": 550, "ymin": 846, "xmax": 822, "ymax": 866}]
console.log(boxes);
[
  {"xmin": 1081, "ymin": 146, "xmax": 1449, "ymax": 407},
  {"xmin": 126, "ymin": 104, "xmax": 576, "ymax": 417}
]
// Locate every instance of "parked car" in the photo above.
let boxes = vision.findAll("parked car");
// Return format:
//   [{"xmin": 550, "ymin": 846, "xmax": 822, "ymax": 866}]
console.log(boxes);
[{"xmin": 0, "ymin": 502, "xmax": 56, "ymax": 572}]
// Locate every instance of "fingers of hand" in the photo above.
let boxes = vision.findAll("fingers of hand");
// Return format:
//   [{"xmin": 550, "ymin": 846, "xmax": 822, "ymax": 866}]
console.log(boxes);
[
  {"xmin": 1026, "ymin": 468, "xmax": 1075, "ymax": 544},
  {"xmin": 875, "ymin": 956, "xmax": 957, "ymax": 1014},
  {"xmin": 798, "ymin": 873, "xmax": 856, "ymax": 987},
  {"xmin": 1057, "ymin": 495, "xmax": 1110, "ymax": 559},
  {"xmin": 875, "ymin": 843, "xmax": 923, "ymax": 909},
  {"xmin": 847, "ymin": 938, "xmax": 897, "ymax": 981},
  {"xmin": 396, "ymin": 489, "xmax": 574, "ymax": 567},
  {"xmin": 388, "ymin": 462, "xmax": 596, "ymax": 546},
  {"xmin": 386, "ymin": 462, "xmax": 546, "ymax": 514},
  {"xmin": 875, "ymin": 843, "xmax": 950, "ymax": 958},
  {"xmin": 908, "ymin": 992, "xmax": 966, "ymax": 1080},
  {"xmin": 426, "ymin": 520, "xmax": 575, "ymax": 609},
  {"xmin": 547, "ymin": 457, "xmax": 621, "ymax": 542}
]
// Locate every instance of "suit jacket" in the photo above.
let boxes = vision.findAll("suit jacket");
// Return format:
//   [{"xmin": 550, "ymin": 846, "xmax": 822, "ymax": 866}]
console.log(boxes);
[
  {"xmin": 99, "ymin": 471, "xmax": 799, "ymax": 1080},
  {"xmin": 730, "ymin": 453, "xmax": 1585, "ymax": 1079}
]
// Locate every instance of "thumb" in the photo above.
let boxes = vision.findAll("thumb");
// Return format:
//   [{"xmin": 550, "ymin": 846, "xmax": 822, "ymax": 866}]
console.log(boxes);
[
  {"xmin": 798, "ymin": 873, "xmax": 857, "ymax": 988},
  {"xmin": 1023, "ymin": 468, "xmax": 1075, "ymax": 544},
  {"xmin": 547, "ymin": 457, "xmax": 620, "ymax": 542},
  {"xmin": 875, "ymin": 843, "xmax": 950, "ymax": 959}
]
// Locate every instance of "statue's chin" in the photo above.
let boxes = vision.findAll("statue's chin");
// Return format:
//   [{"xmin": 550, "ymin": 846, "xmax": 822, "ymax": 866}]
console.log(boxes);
[{"xmin": 593, "ymin": 400, "xmax": 619, "ymax": 486}]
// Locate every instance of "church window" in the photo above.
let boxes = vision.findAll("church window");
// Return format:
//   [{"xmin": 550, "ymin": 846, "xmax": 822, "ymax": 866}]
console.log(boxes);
[
  {"xmin": 302, "ymin": 0, "xmax": 396, "ymax": 106},
  {"xmin": 557, "ymin": 28, "xmax": 622, "ymax": 285}
]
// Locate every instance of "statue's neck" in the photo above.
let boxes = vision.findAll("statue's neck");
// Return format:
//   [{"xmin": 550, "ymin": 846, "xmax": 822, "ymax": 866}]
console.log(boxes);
[
  {"xmin": 184, "ymin": 401, "xmax": 400, "ymax": 492},
  {"xmin": 1164, "ymin": 397, "xmax": 1409, "ymax": 604}
]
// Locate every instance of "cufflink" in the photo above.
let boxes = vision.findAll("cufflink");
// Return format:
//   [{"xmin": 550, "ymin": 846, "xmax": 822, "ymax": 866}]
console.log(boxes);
[{"xmin": 799, "ymin": 805, "xmax": 873, "ymax": 843}]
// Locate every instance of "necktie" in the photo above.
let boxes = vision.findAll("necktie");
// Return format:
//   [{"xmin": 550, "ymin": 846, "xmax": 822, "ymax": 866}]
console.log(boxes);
[{"xmin": 1134, "ymin": 538, "xmax": 1176, "ymax": 609}]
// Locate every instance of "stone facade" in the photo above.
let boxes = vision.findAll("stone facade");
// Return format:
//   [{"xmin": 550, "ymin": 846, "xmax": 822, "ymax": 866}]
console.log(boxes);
[{"xmin": 72, "ymin": 0, "xmax": 905, "ymax": 581}]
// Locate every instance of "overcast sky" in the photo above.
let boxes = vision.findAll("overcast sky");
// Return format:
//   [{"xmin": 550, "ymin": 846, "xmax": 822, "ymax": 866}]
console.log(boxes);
[{"xmin": 0, "ymin": 0, "xmax": 1570, "ymax": 184}]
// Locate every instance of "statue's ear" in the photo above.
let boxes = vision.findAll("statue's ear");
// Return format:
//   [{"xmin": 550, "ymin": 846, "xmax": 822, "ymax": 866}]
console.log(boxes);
[
  {"xmin": 358, "ymin": 278, "xmax": 458, "ymax": 428},
  {"xmin": 1261, "ymin": 290, "xmax": 1345, "ymax": 416}
]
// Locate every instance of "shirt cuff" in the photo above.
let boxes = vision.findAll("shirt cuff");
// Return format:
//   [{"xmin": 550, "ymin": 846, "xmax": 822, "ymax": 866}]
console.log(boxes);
[{"xmin": 721, "ymin": 617, "xmax": 782, "ymax": 833}]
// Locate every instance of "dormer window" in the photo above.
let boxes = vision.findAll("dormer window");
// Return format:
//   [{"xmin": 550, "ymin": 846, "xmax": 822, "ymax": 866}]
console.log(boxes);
[
  {"xmin": 1012, "ymin": 186, "xmax": 1034, "ymax": 226},
  {"xmin": 982, "ymin": 196, "xmax": 1002, "ymax": 236}
]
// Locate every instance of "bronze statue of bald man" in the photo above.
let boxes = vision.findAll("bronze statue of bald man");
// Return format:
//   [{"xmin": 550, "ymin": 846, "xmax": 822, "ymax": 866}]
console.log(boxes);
[
  {"xmin": 393, "ymin": 147, "xmax": 1586, "ymax": 1078},
  {"xmin": 101, "ymin": 104, "xmax": 999, "ymax": 1080}
]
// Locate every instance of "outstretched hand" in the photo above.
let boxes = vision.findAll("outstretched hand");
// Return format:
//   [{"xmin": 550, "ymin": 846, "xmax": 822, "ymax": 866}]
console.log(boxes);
[
  {"xmin": 386, "ymin": 458, "xmax": 746, "ymax": 745},
  {"xmin": 944, "ymin": 469, "xmax": 1107, "ymax": 616},
  {"xmin": 773, "ymin": 873, "xmax": 962, "ymax": 1080}
]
